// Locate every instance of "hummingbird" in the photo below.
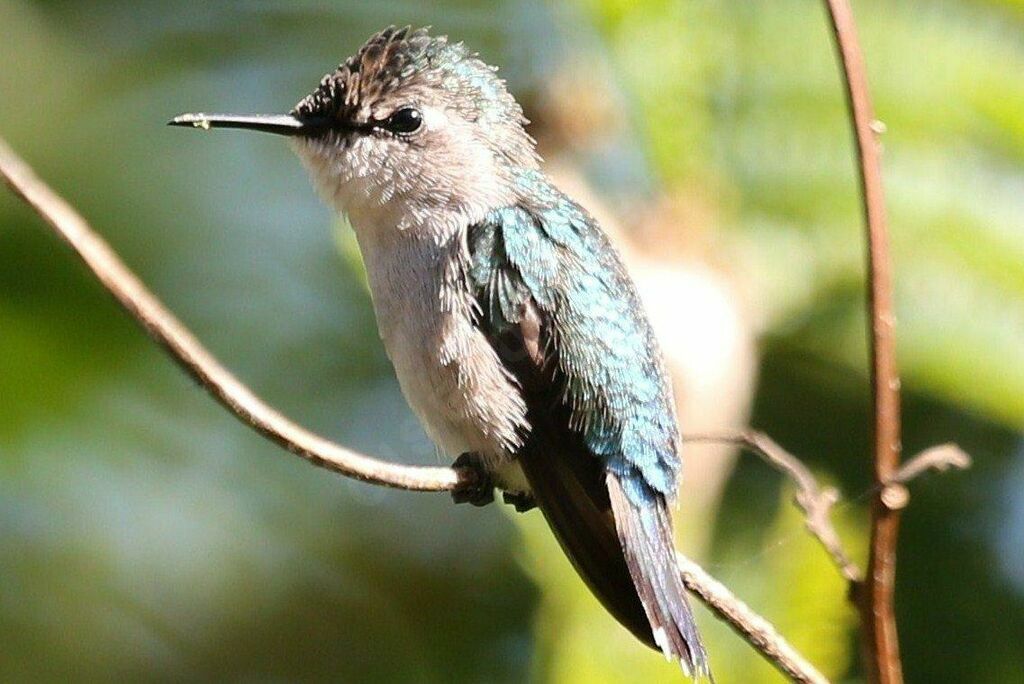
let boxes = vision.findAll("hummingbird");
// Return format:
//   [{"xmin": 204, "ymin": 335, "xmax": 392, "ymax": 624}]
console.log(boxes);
[{"xmin": 171, "ymin": 26, "xmax": 710, "ymax": 677}]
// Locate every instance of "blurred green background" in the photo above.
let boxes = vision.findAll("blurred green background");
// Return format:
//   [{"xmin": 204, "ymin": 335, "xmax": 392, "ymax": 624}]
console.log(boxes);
[{"xmin": 1, "ymin": 1, "xmax": 1022, "ymax": 682}]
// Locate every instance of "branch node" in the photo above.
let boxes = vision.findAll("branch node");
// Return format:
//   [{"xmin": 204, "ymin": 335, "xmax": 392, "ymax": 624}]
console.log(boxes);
[{"xmin": 880, "ymin": 483, "xmax": 909, "ymax": 511}]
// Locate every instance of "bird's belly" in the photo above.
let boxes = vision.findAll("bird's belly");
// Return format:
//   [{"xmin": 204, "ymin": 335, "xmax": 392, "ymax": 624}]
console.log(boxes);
[
  {"xmin": 360, "ymin": 238, "xmax": 531, "ymax": 493},
  {"xmin": 383, "ymin": 319, "xmax": 476, "ymax": 456},
  {"xmin": 381, "ymin": 311, "xmax": 532, "ymax": 493}
]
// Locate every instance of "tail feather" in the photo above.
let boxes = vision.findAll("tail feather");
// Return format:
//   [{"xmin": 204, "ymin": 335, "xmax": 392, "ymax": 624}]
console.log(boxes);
[
  {"xmin": 607, "ymin": 474, "xmax": 711, "ymax": 678},
  {"xmin": 515, "ymin": 431, "xmax": 658, "ymax": 649},
  {"xmin": 516, "ymin": 419, "xmax": 711, "ymax": 677}
]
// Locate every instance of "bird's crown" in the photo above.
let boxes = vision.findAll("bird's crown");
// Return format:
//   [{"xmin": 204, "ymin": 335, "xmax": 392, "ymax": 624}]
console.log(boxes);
[{"xmin": 292, "ymin": 25, "xmax": 523, "ymax": 129}]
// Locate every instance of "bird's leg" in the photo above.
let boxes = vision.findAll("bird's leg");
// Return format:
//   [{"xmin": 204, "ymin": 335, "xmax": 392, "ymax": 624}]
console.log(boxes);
[
  {"xmin": 502, "ymin": 491, "xmax": 537, "ymax": 513},
  {"xmin": 452, "ymin": 452, "xmax": 495, "ymax": 507}
]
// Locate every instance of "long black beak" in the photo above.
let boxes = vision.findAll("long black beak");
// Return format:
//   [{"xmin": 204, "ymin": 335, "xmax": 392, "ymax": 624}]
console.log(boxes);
[{"xmin": 168, "ymin": 112, "xmax": 321, "ymax": 136}]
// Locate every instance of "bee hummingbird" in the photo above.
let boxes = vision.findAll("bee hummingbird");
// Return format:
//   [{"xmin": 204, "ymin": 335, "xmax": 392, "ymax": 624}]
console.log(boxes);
[{"xmin": 171, "ymin": 26, "xmax": 710, "ymax": 677}]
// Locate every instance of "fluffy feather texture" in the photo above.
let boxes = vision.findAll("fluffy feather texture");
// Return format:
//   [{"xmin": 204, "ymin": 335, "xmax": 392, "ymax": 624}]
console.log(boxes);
[{"xmin": 290, "ymin": 26, "xmax": 710, "ymax": 677}]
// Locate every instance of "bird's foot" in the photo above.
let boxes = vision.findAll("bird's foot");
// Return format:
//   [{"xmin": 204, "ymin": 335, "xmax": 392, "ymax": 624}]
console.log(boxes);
[
  {"xmin": 451, "ymin": 452, "xmax": 495, "ymax": 507},
  {"xmin": 502, "ymin": 491, "xmax": 536, "ymax": 513}
]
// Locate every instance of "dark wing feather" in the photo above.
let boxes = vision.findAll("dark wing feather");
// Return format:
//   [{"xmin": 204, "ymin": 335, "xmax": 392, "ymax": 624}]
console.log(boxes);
[{"xmin": 485, "ymin": 307, "xmax": 659, "ymax": 649}]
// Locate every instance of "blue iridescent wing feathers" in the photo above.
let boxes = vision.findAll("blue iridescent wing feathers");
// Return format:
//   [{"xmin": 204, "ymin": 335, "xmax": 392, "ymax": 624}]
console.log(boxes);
[
  {"xmin": 467, "ymin": 170, "xmax": 710, "ymax": 676},
  {"xmin": 469, "ymin": 170, "xmax": 681, "ymax": 507}
]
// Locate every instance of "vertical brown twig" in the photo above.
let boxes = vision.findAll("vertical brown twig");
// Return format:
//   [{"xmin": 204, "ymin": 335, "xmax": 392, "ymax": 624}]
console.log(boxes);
[{"xmin": 821, "ymin": 2, "xmax": 904, "ymax": 683}]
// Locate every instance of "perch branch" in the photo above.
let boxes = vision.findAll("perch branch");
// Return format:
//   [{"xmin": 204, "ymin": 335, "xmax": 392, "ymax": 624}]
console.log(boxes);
[
  {"xmin": 0, "ymin": 138, "xmax": 466, "ymax": 493},
  {"xmin": 823, "ymin": 1, "xmax": 903, "ymax": 682},
  {"xmin": 679, "ymin": 554, "xmax": 828, "ymax": 684},
  {"xmin": 0, "ymin": 138, "xmax": 827, "ymax": 684}
]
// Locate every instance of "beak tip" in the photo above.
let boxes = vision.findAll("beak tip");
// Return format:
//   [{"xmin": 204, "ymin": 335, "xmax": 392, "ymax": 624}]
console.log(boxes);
[{"xmin": 168, "ymin": 113, "xmax": 212, "ymax": 130}]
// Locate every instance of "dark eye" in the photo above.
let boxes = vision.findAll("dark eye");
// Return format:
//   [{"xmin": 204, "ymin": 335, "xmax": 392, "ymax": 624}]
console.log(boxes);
[{"xmin": 382, "ymin": 107, "xmax": 423, "ymax": 135}]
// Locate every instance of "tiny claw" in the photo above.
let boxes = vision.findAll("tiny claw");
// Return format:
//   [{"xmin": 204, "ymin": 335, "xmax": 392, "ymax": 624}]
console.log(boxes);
[
  {"xmin": 502, "ymin": 491, "xmax": 536, "ymax": 513},
  {"xmin": 452, "ymin": 452, "xmax": 495, "ymax": 507}
]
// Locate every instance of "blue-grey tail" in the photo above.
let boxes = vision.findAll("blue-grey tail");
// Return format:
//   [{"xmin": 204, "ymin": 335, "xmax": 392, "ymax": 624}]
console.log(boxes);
[{"xmin": 606, "ymin": 474, "xmax": 711, "ymax": 679}]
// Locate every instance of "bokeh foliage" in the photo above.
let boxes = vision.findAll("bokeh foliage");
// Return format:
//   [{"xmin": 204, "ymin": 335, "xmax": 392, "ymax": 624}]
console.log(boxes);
[{"xmin": 1, "ymin": 1, "xmax": 1022, "ymax": 682}]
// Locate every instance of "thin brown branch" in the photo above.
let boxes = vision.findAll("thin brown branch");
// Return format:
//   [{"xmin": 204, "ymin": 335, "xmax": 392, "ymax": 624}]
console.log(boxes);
[
  {"xmin": 685, "ymin": 431, "xmax": 862, "ymax": 583},
  {"xmin": 0, "ymin": 137, "xmax": 827, "ymax": 684},
  {"xmin": 685, "ymin": 434, "xmax": 972, "ymax": 586},
  {"xmin": 822, "ymin": 1, "xmax": 903, "ymax": 682},
  {"xmin": 0, "ymin": 138, "xmax": 466, "ymax": 493},
  {"xmin": 678, "ymin": 554, "xmax": 829, "ymax": 684}
]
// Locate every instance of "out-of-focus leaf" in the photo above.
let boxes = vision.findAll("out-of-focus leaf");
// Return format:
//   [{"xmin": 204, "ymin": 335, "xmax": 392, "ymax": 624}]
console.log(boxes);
[{"xmin": 581, "ymin": 0, "xmax": 1024, "ymax": 428}]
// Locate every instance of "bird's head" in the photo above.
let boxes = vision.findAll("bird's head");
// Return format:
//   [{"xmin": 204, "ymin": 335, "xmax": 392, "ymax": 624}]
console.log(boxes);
[{"xmin": 172, "ymin": 26, "xmax": 538, "ymax": 232}]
